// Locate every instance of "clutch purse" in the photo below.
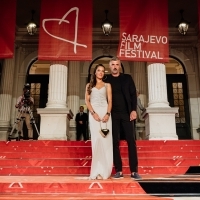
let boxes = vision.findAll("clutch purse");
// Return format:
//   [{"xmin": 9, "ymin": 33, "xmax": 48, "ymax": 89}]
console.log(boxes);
[{"xmin": 99, "ymin": 122, "xmax": 109, "ymax": 138}]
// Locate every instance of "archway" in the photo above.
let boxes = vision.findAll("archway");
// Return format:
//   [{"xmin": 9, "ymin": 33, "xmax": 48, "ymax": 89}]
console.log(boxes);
[
  {"xmin": 166, "ymin": 57, "xmax": 191, "ymax": 139},
  {"xmin": 87, "ymin": 55, "xmax": 125, "ymax": 82},
  {"xmin": 26, "ymin": 59, "xmax": 50, "ymax": 139}
]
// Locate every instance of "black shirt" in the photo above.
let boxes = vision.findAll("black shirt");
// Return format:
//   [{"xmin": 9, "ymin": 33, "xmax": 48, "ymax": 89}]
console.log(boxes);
[{"xmin": 109, "ymin": 75, "xmax": 128, "ymax": 113}]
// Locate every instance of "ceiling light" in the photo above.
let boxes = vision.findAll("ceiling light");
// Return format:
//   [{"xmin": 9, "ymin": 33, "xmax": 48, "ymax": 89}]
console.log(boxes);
[
  {"xmin": 27, "ymin": 10, "xmax": 37, "ymax": 35},
  {"xmin": 176, "ymin": 10, "xmax": 190, "ymax": 35},
  {"xmin": 102, "ymin": 10, "xmax": 113, "ymax": 36}
]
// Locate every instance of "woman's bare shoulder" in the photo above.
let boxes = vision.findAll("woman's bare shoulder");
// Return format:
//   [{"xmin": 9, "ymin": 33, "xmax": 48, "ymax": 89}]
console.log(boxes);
[{"xmin": 105, "ymin": 82, "xmax": 111, "ymax": 87}]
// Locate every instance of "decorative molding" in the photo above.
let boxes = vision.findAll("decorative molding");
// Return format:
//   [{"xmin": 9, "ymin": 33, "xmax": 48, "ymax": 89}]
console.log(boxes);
[
  {"xmin": 102, "ymin": 46, "xmax": 110, "ymax": 55},
  {"xmin": 15, "ymin": 27, "xmax": 198, "ymax": 50}
]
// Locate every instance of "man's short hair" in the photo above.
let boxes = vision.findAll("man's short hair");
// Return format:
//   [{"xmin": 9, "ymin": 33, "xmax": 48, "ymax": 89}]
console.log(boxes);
[
  {"xmin": 109, "ymin": 56, "xmax": 121, "ymax": 65},
  {"xmin": 110, "ymin": 56, "xmax": 120, "ymax": 61}
]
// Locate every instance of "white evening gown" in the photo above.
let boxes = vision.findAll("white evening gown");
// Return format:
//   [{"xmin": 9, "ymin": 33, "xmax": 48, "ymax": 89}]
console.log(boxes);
[{"xmin": 89, "ymin": 84, "xmax": 113, "ymax": 179}]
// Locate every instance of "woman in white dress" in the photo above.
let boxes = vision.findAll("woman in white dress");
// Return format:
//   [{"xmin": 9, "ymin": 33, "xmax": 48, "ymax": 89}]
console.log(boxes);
[{"xmin": 85, "ymin": 64, "xmax": 113, "ymax": 180}]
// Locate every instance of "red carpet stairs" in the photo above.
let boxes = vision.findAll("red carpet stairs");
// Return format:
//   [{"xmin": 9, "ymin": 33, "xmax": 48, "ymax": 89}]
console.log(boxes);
[{"xmin": 0, "ymin": 140, "xmax": 200, "ymax": 199}]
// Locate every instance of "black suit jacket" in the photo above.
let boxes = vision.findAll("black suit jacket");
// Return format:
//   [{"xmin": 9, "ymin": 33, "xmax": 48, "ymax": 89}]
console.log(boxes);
[
  {"xmin": 75, "ymin": 112, "xmax": 88, "ymax": 128},
  {"xmin": 105, "ymin": 73, "xmax": 137, "ymax": 113}
]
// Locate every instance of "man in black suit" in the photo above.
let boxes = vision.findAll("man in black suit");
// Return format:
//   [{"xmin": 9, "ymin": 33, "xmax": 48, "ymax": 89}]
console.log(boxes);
[
  {"xmin": 105, "ymin": 56, "xmax": 141, "ymax": 180},
  {"xmin": 75, "ymin": 106, "xmax": 88, "ymax": 141}
]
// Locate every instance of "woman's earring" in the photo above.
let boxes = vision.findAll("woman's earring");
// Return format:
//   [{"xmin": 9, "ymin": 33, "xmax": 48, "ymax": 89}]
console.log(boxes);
[{"xmin": 103, "ymin": 75, "xmax": 107, "ymax": 81}]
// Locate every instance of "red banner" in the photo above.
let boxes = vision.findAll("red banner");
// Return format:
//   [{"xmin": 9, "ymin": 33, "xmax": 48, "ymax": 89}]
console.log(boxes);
[
  {"xmin": 38, "ymin": 0, "xmax": 92, "ymax": 61},
  {"xmin": 0, "ymin": 0, "xmax": 16, "ymax": 58},
  {"xmin": 117, "ymin": 0, "xmax": 169, "ymax": 62}
]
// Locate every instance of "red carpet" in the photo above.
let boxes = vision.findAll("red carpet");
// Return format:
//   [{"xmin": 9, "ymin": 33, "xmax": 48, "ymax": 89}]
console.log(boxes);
[
  {"xmin": 0, "ymin": 140, "xmax": 199, "ymax": 199},
  {"xmin": 1, "ymin": 140, "xmax": 199, "ymax": 175},
  {"xmin": 0, "ymin": 194, "xmax": 173, "ymax": 200}
]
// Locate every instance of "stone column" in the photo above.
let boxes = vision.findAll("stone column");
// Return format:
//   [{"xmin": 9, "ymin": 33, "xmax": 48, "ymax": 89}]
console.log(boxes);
[
  {"xmin": 46, "ymin": 62, "xmax": 68, "ymax": 108},
  {"xmin": 67, "ymin": 61, "xmax": 80, "ymax": 140},
  {"xmin": 37, "ymin": 61, "xmax": 73, "ymax": 140},
  {"xmin": 0, "ymin": 57, "xmax": 15, "ymax": 140},
  {"xmin": 10, "ymin": 47, "xmax": 23, "ymax": 125},
  {"xmin": 148, "ymin": 63, "xmax": 169, "ymax": 108},
  {"xmin": 143, "ymin": 63, "xmax": 178, "ymax": 140}
]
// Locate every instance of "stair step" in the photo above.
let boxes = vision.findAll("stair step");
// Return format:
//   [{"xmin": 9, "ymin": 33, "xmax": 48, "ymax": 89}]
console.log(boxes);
[
  {"xmin": 0, "ymin": 194, "xmax": 173, "ymax": 200},
  {"xmin": 0, "ymin": 158, "xmax": 199, "ymax": 167},
  {"xmin": 1, "ymin": 140, "xmax": 200, "ymax": 147},
  {"xmin": 1, "ymin": 145, "xmax": 200, "ymax": 152},
  {"xmin": 1, "ymin": 152, "xmax": 200, "ymax": 159},
  {"xmin": 0, "ymin": 175, "xmax": 199, "ymax": 198},
  {"xmin": 0, "ymin": 166, "xmax": 189, "ymax": 176}
]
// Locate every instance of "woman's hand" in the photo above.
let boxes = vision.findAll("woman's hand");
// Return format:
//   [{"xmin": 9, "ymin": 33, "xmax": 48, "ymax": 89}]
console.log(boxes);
[
  {"xmin": 102, "ymin": 114, "xmax": 110, "ymax": 123},
  {"xmin": 92, "ymin": 113, "xmax": 101, "ymax": 122}
]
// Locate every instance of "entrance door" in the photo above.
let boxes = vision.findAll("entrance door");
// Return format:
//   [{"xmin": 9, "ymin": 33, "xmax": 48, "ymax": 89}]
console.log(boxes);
[
  {"xmin": 27, "ymin": 75, "xmax": 49, "ymax": 139},
  {"xmin": 166, "ymin": 74, "xmax": 191, "ymax": 139}
]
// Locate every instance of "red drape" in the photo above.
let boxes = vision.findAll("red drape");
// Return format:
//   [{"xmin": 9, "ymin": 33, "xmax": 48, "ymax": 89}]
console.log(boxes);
[
  {"xmin": 38, "ymin": 0, "xmax": 92, "ymax": 61},
  {"xmin": 0, "ymin": 0, "xmax": 16, "ymax": 58},
  {"xmin": 117, "ymin": 0, "xmax": 169, "ymax": 62}
]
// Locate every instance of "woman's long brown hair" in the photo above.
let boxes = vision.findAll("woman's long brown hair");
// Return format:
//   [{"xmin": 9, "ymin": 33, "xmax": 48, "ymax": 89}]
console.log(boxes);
[{"xmin": 87, "ymin": 64, "xmax": 105, "ymax": 95}]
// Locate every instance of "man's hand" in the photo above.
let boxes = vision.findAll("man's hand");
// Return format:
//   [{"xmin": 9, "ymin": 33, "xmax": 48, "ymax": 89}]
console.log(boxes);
[{"xmin": 130, "ymin": 111, "xmax": 137, "ymax": 121}]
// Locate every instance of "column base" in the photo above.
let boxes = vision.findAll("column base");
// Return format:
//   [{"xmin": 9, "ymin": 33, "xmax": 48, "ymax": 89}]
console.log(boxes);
[
  {"xmin": 0, "ymin": 120, "xmax": 10, "ymax": 127},
  {"xmin": 37, "ymin": 108, "xmax": 73, "ymax": 140},
  {"xmin": 0, "ymin": 127, "xmax": 10, "ymax": 141},
  {"xmin": 142, "ymin": 107, "xmax": 179, "ymax": 140}
]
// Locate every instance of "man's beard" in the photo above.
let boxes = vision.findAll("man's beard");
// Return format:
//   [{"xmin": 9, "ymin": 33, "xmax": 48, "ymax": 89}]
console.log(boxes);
[{"xmin": 112, "ymin": 68, "xmax": 119, "ymax": 74}]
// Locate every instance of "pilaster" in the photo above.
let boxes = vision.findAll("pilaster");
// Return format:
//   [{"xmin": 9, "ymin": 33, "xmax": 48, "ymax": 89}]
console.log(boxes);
[
  {"xmin": 0, "ymin": 57, "xmax": 15, "ymax": 140},
  {"xmin": 132, "ymin": 62, "xmax": 147, "ymax": 140},
  {"xmin": 67, "ymin": 61, "xmax": 80, "ymax": 140}
]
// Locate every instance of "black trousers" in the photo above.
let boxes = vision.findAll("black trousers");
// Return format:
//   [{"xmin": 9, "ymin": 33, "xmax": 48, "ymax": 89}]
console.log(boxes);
[
  {"xmin": 112, "ymin": 112, "xmax": 138, "ymax": 173},
  {"xmin": 76, "ymin": 125, "xmax": 87, "ymax": 141}
]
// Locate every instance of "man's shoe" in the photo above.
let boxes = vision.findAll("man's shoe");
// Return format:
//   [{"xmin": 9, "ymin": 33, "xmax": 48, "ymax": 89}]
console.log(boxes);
[
  {"xmin": 113, "ymin": 172, "xmax": 124, "ymax": 179},
  {"xmin": 131, "ymin": 172, "xmax": 142, "ymax": 180}
]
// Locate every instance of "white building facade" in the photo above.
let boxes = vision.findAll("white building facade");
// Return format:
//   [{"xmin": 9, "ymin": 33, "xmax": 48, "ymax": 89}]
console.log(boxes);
[{"xmin": 0, "ymin": 27, "xmax": 200, "ymax": 141}]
